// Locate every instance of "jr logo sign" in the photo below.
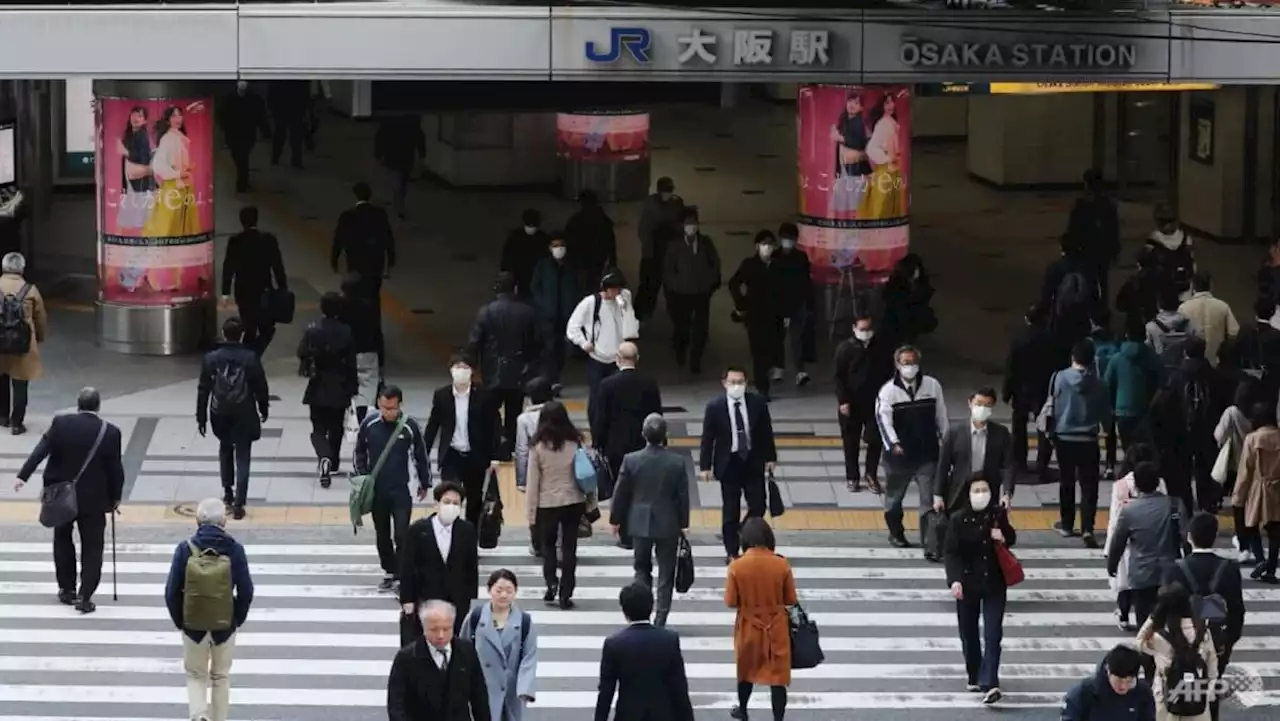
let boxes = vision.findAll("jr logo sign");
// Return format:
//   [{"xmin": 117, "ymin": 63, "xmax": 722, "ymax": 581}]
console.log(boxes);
[{"xmin": 585, "ymin": 27, "xmax": 653, "ymax": 64}]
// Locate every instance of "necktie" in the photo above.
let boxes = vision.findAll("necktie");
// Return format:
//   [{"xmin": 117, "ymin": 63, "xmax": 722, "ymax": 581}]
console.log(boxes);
[
  {"xmin": 734, "ymin": 401, "xmax": 750, "ymax": 460},
  {"xmin": 437, "ymin": 648, "xmax": 449, "ymax": 671}
]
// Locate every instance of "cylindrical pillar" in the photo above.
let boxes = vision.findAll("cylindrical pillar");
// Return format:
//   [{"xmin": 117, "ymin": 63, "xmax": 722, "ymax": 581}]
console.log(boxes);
[
  {"xmin": 93, "ymin": 81, "xmax": 215, "ymax": 355},
  {"xmin": 797, "ymin": 85, "xmax": 912, "ymax": 341},
  {"xmin": 556, "ymin": 110, "xmax": 651, "ymax": 203}
]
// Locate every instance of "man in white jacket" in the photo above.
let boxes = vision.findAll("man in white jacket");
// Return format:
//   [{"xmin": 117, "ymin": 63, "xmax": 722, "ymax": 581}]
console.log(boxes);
[{"xmin": 566, "ymin": 270, "xmax": 640, "ymax": 430}]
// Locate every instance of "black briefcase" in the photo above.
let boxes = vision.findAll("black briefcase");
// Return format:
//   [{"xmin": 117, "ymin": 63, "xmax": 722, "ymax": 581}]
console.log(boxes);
[{"xmin": 263, "ymin": 287, "xmax": 296, "ymax": 325}]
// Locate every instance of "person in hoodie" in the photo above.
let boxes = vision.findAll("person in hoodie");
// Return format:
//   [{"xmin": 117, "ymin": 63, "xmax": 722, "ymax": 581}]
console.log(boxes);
[
  {"xmin": 1177, "ymin": 271, "xmax": 1239, "ymax": 367},
  {"xmin": 1041, "ymin": 235, "xmax": 1103, "ymax": 365},
  {"xmin": 663, "ymin": 207, "xmax": 721, "ymax": 375},
  {"xmin": 635, "ymin": 177, "xmax": 684, "ymax": 321},
  {"xmin": 165, "ymin": 497, "xmax": 255, "ymax": 721},
  {"xmin": 1003, "ymin": 304, "xmax": 1058, "ymax": 479},
  {"xmin": 1059, "ymin": 644, "xmax": 1155, "ymax": 721},
  {"xmin": 1066, "ymin": 168, "xmax": 1121, "ymax": 304},
  {"xmin": 564, "ymin": 189, "xmax": 617, "ymax": 292},
  {"xmin": 728, "ymin": 231, "xmax": 784, "ymax": 401},
  {"xmin": 1151, "ymin": 337, "xmax": 1231, "ymax": 514},
  {"xmin": 297, "ymin": 292, "xmax": 357, "ymax": 489},
  {"xmin": 1116, "ymin": 246, "xmax": 1165, "ymax": 332},
  {"xmin": 530, "ymin": 235, "xmax": 581, "ymax": 393},
  {"xmin": 565, "ymin": 270, "xmax": 640, "ymax": 431},
  {"xmin": 500, "ymin": 209, "xmax": 549, "ymax": 299},
  {"xmin": 835, "ymin": 309, "xmax": 893, "ymax": 493},
  {"xmin": 1145, "ymin": 203, "xmax": 1194, "ymax": 300},
  {"xmin": 1048, "ymin": 338, "xmax": 1111, "ymax": 547},
  {"xmin": 773, "ymin": 222, "xmax": 814, "ymax": 388},
  {"xmin": 1103, "ymin": 321, "xmax": 1163, "ymax": 455},
  {"xmin": 1146, "ymin": 289, "xmax": 1197, "ymax": 372}
]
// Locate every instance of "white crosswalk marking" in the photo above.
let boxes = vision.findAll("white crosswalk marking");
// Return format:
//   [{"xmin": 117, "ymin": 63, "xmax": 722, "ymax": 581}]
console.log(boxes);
[{"xmin": 0, "ymin": 539, "xmax": 1276, "ymax": 721}]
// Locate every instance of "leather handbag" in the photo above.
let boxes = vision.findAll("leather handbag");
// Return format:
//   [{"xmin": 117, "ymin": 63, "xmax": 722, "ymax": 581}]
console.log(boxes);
[
  {"xmin": 767, "ymin": 470, "xmax": 786, "ymax": 518},
  {"xmin": 39, "ymin": 421, "xmax": 108, "ymax": 529},
  {"xmin": 788, "ymin": 603, "xmax": 825, "ymax": 669},
  {"xmin": 675, "ymin": 533, "xmax": 695, "ymax": 593},
  {"xmin": 992, "ymin": 508, "xmax": 1024, "ymax": 587}
]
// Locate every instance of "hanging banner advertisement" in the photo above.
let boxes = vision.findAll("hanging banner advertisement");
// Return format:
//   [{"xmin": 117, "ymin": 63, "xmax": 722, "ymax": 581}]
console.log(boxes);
[
  {"xmin": 555, "ymin": 111, "xmax": 650, "ymax": 162},
  {"xmin": 96, "ymin": 96, "xmax": 215, "ymax": 305},
  {"xmin": 797, "ymin": 84, "xmax": 911, "ymax": 286}
]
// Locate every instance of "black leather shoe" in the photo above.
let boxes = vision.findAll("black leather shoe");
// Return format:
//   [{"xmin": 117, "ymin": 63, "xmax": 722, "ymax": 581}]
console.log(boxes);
[
  {"xmin": 558, "ymin": 597, "xmax": 576, "ymax": 610},
  {"xmin": 888, "ymin": 534, "xmax": 912, "ymax": 549},
  {"xmin": 232, "ymin": 505, "xmax": 246, "ymax": 520},
  {"xmin": 75, "ymin": 599, "xmax": 96, "ymax": 614},
  {"xmin": 11, "ymin": 424, "xmax": 25, "ymax": 436},
  {"xmin": 57, "ymin": 590, "xmax": 76, "ymax": 606},
  {"xmin": 543, "ymin": 583, "xmax": 558, "ymax": 604}
]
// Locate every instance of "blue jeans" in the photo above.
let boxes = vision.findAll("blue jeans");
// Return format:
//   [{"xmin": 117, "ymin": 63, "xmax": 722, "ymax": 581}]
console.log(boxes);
[{"xmin": 956, "ymin": 589, "xmax": 1006, "ymax": 690}]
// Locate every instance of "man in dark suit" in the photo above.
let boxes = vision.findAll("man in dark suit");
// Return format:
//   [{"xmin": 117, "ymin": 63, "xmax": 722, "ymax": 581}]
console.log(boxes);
[
  {"xmin": 331, "ymin": 181, "xmax": 396, "ymax": 370},
  {"xmin": 1165, "ymin": 512, "xmax": 1245, "ymax": 721},
  {"xmin": 399, "ymin": 481, "xmax": 479, "ymax": 641},
  {"xmin": 388, "ymin": 599, "xmax": 492, "ymax": 721},
  {"xmin": 467, "ymin": 272, "xmax": 542, "ymax": 458},
  {"xmin": 423, "ymin": 353, "xmax": 503, "ymax": 526},
  {"xmin": 595, "ymin": 340, "xmax": 662, "ymax": 548},
  {"xmin": 933, "ymin": 387, "xmax": 1016, "ymax": 514},
  {"xmin": 698, "ymin": 366, "xmax": 778, "ymax": 564},
  {"xmin": 222, "ymin": 206, "xmax": 288, "ymax": 357},
  {"xmin": 610, "ymin": 414, "xmax": 689, "ymax": 627},
  {"xmin": 594, "ymin": 581, "xmax": 694, "ymax": 721},
  {"xmin": 14, "ymin": 387, "xmax": 125, "ymax": 614}
]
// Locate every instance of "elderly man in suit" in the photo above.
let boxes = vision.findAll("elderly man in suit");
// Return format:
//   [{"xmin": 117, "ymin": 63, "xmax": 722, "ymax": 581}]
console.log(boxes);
[
  {"xmin": 610, "ymin": 414, "xmax": 690, "ymax": 627},
  {"xmin": 594, "ymin": 582, "xmax": 694, "ymax": 721},
  {"xmin": 388, "ymin": 600, "xmax": 492, "ymax": 721},
  {"xmin": 933, "ymin": 386, "xmax": 1016, "ymax": 514},
  {"xmin": 14, "ymin": 387, "xmax": 125, "ymax": 614}
]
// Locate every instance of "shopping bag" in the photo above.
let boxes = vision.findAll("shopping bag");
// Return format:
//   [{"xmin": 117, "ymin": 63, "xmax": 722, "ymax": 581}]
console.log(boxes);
[
  {"xmin": 767, "ymin": 471, "xmax": 786, "ymax": 518},
  {"xmin": 1210, "ymin": 438, "xmax": 1235, "ymax": 485},
  {"xmin": 675, "ymin": 533, "xmax": 695, "ymax": 593},
  {"xmin": 789, "ymin": 604, "xmax": 825, "ymax": 669}
]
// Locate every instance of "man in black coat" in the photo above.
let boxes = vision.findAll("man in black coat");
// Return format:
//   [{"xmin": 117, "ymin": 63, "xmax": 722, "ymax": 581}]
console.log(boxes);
[
  {"xmin": 298, "ymin": 291, "xmax": 357, "ymax": 488},
  {"xmin": 196, "ymin": 317, "xmax": 271, "ymax": 521},
  {"xmin": 388, "ymin": 599, "xmax": 491, "ymax": 721},
  {"xmin": 594, "ymin": 582, "xmax": 694, "ymax": 721},
  {"xmin": 833, "ymin": 310, "xmax": 893, "ymax": 493},
  {"xmin": 1002, "ymin": 303, "xmax": 1058, "ymax": 480},
  {"xmin": 467, "ymin": 272, "xmax": 541, "ymax": 458},
  {"xmin": 398, "ymin": 481, "xmax": 479, "ymax": 640},
  {"xmin": 594, "ymin": 341, "xmax": 662, "ymax": 493},
  {"xmin": 331, "ymin": 182, "xmax": 396, "ymax": 369},
  {"xmin": 500, "ymin": 208, "xmax": 549, "ymax": 299},
  {"xmin": 221, "ymin": 206, "xmax": 288, "ymax": 357},
  {"xmin": 698, "ymin": 366, "xmax": 778, "ymax": 563},
  {"xmin": 217, "ymin": 81, "xmax": 271, "ymax": 193},
  {"xmin": 15, "ymin": 387, "xmax": 125, "ymax": 614},
  {"xmin": 610, "ymin": 416, "xmax": 689, "ymax": 628},
  {"xmin": 565, "ymin": 189, "xmax": 617, "ymax": 291},
  {"xmin": 423, "ymin": 354, "xmax": 503, "ymax": 527},
  {"xmin": 728, "ymin": 231, "xmax": 784, "ymax": 400}
]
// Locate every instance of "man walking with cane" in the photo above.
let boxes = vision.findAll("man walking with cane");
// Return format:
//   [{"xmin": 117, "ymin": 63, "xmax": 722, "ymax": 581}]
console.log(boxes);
[{"xmin": 13, "ymin": 387, "xmax": 125, "ymax": 614}]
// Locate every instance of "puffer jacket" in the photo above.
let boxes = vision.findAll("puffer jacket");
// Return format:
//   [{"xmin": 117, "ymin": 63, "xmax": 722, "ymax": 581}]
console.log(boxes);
[{"xmin": 468, "ymin": 294, "xmax": 541, "ymax": 390}]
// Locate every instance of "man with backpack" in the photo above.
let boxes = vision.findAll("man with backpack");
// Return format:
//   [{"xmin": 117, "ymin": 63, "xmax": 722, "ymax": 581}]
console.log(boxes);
[
  {"xmin": 1060, "ymin": 645, "xmax": 1155, "ymax": 721},
  {"xmin": 1040, "ymin": 236, "xmax": 1102, "ymax": 365},
  {"xmin": 298, "ymin": 292, "xmax": 357, "ymax": 489},
  {"xmin": 1146, "ymin": 290, "xmax": 1197, "ymax": 373},
  {"xmin": 1165, "ymin": 512, "xmax": 1245, "ymax": 721},
  {"xmin": 164, "ymin": 497, "xmax": 255, "ymax": 721},
  {"xmin": 0, "ymin": 252, "xmax": 47, "ymax": 435},
  {"xmin": 1150, "ymin": 338, "xmax": 1230, "ymax": 514},
  {"xmin": 565, "ymin": 271, "xmax": 640, "ymax": 432},
  {"xmin": 196, "ymin": 317, "xmax": 271, "ymax": 521}
]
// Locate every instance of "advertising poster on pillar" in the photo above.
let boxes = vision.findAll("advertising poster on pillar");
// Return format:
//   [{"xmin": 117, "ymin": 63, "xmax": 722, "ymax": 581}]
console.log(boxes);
[
  {"xmin": 96, "ymin": 97, "xmax": 215, "ymax": 305},
  {"xmin": 797, "ymin": 85, "xmax": 911, "ymax": 286},
  {"xmin": 555, "ymin": 111, "xmax": 649, "ymax": 162}
]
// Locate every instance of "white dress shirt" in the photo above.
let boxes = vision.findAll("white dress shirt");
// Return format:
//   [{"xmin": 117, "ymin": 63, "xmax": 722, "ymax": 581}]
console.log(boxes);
[
  {"xmin": 728, "ymin": 396, "xmax": 751, "ymax": 454},
  {"xmin": 970, "ymin": 422, "xmax": 987, "ymax": 474},
  {"xmin": 432, "ymin": 514, "xmax": 453, "ymax": 562},
  {"xmin": 451, "ymin": 387, "xmax": 471, "ymax": 452}
]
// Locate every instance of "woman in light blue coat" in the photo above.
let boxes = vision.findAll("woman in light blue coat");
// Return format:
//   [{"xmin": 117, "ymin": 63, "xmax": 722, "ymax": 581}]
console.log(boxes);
[{"xmin": 460, "ymin": 569, "xmax": 539, "ymax": 721}]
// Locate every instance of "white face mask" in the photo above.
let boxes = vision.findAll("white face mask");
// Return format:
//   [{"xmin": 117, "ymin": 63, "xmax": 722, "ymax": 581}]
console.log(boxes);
[
  {"xmin": 550, "ymin": 246, "xmax": 566, "ymax": 260},
  {"xmin": 437, "ymin": 502, "xmax": 461, "ymax": 525},
  {"xmin": 524, "ymin": 226, "xmax": 538, "ymax": 235},
  {"xmin": 971, "ymin": 405, "xmax": 993, "ymax": 423},
  {"xmin": 758, "ymin": 246, "xmax": 774, "ymax": 260},
  {"xmin": 969, "ymin": 492, "xmax": 991, "ymax": 512},
  {"xmin": 684, "ymin": 225, "xmax": 698, "ymax": 236},
  {"xmin": 780, "ymin": 238, "xmax": 796, "ymax": 250},
  {"xmin": 450, "ymin": 368, "xmax": 472, "ymax": 386},
  {"xmin": 854, "ymin": 329, "xmax": 874, "ymax": 343},
  {"xmin": 725, "ymin": 383, "xmax": 747, "ymax": 400},
  {"xmin": 899, "ymin": 364, "xmax": 919, "ymax": 381},
  {"xmin": 660, "ymin": 192, "xmax": 673, "ymax": 202}
]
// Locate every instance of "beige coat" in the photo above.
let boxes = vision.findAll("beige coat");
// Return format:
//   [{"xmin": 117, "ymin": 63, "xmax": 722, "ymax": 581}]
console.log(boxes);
[
  {"xmin": 0, "ymin": 274, "xmax": 47, "ymax": 381},
  {"xmin": 726, "ymin": 548, "xmax": 798, "ymax": 686},
  {"xmin": 1177, "ymin": 292, "xmax": 1239, "ymax": 366},
  {"xmin": 1232, "ymin": 426, "xmax": 1280, "ymax": 528},
  {"xmin": 1136, "ymin": 617, "xmax": 1217, "ymax": 721},
  {"xmin": 525, "ymin": 440, "xmax": 587, "ymax": 523}
]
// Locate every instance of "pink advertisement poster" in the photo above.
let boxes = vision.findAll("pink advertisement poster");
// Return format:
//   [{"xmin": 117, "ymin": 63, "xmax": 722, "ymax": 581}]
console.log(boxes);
[
  {"xmin": 96, "ymin": 97, "xmax": 215, "ymax": 305},
  {"xmin": 556, "ymin": 112, "xmax": 649, "ymax": 162},
  {"xmin": 797, "ymin": 85, "xmax": 912, "ymax": 286}
]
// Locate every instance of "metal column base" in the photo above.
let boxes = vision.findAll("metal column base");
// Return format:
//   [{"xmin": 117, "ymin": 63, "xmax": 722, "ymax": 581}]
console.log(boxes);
[
  {"xmin": 558, "ymin": 157, "xmax": 651, "ymax": 203},
  {"xmin": 96, "ymin": 300, "xmax": 214, "ymax": 356}
]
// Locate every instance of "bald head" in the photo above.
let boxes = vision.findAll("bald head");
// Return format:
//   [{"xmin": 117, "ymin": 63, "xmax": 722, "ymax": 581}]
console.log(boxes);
[{"xmin": 617, "ymin": 341, "xmax": 639, "ymax": 368}]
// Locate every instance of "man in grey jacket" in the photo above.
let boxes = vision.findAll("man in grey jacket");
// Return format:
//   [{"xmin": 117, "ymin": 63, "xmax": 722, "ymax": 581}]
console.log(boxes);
[
  {"xmin": 1106, "ymin": 462, "xmax": 1189, "ymax": 635},
  {"xmin": 609, "ymin": 414, "xmax": 690, "ymax": 627},
  {"xmin": 662, "ymin": 207, "xmax": 721, "ymax": 375}
]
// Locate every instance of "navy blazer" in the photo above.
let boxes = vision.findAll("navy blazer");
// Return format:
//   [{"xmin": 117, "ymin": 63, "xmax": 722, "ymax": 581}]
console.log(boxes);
[
  {"xmin": 698, "ymin": 393, "xmax": 777, "ymax": 481},
  {"xmin": 594, "ymin": 622, "xmax": 694, "ymax": 721}
]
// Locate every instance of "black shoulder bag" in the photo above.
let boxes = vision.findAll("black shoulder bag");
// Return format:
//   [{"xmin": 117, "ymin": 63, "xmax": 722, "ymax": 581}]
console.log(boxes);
[{"xmin": 39, "ymin": 420, "xmax": 108, "ymax": 528}]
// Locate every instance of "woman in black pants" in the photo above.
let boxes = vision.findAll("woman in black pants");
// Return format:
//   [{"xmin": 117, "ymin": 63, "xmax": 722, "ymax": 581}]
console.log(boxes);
[{"xmin": 524, "ymin": 401, "xmax": 589, "ymax": 608}]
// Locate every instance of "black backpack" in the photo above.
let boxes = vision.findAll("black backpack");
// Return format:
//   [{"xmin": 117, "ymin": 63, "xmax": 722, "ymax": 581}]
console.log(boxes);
[
  {"xmin": 1181, "ymin": 377, "xmax": 1215, "ymax": 434},
  {"xmin": 211, "ymin": 360, "xmax": 250, "ymax": 415},
  {"xmin": 1178, "ymin": 558, "xmax": 1231, "ymax": 654},
  {"xmin": 0, "ymin": 283, "xmax": 32, "ymax": 355},
  {"xmin": 1054, "ymin": 272, "xmax": 1094, "ymax": 324},
  {"xmin": 1155, "ymin": 318, "xmax": 1193, "ymax": 370},
  {"xmin": 1160, "ymin": 625, "xmax": 1211, "ymax": 717}
]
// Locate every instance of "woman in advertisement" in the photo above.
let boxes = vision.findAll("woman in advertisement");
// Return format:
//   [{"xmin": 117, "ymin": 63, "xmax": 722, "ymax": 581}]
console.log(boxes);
[
  {"xmin": 115, "ymin": 106, "xmax": 154, "ymax": 230},
  {"xmin": 828, "ymin": 93, "xmax": 870, "ymax": 216},
  {"xmin": 859, "ymin": 91, "xmax": 908, "ymax": 220},
  {"xmin": 142, "ymin": 105, "xmax": 201, "ymax": 240}
]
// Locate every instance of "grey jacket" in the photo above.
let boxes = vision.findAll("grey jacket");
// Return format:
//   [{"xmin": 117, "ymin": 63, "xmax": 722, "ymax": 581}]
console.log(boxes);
[
  {"xmin": 610, "ymin": 445, "xmax": 690, "ymax": 539},
  {"xmin": 1106, "ymin": 493, "xmax": 1189, "ymax": 591},
  {"xmin": 514, "ymin": 404, "xmax": 544, "ymax": 489},
  {"xmin": 933, "ymin": 420, "xmax": 1015, "ymax": 511},
  {"xmin": 662, "ymin": 234, "xmax": 721, "ymax": 296}
]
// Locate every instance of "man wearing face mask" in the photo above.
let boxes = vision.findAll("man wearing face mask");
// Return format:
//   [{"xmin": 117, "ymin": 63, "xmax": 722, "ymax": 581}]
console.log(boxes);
[
  {"xmin": 636, "ymin": 177, "xmax": 684, "ymax": 320},
  {"xmin": 773, "ymin": 222, "xmax": 814, "ymax": 387},
  {"xmin": 398, "ymin": 482, "xmax": 480, "ymax": 640},
  {"xmin": 424, "ymin": 355, "xmax": 504, "ymax": 528},
  {"xmin": 834, "ymin": 311, "xmax": 893, "ymax": 493},
  {"xmin": 500, "ymin": 209, "xmax": 549, "ymax": 299},
  {"xmin": 933, "ymin": 388, "xmax": 1015, "ymax": 559},
  {"xmin": 566, "ymin": 271, "xmax": 641, "ymax": 432},
  {"xmin": 663, "ymin": 207, "xmax": 721, "ymax": 375},
  {"xmin": 875, "ymin": 346, "xmax": 949, "ymax": 549},
  {"xmin": 530, "ymin": 236, "xmax": 581, "ymax": 393},
  {"xmin": 217, "ymin": 81, "xmax": 270, "ymax": 193},
  {"xmin": 728, "ymin": 231, "xmax": 785, "ymax": 400}
]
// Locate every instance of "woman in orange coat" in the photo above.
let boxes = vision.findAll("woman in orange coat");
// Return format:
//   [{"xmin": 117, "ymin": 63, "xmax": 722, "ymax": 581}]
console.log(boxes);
[{"xmin": 724, "ymin": 518, "xmax": 797, "ymax": 721}]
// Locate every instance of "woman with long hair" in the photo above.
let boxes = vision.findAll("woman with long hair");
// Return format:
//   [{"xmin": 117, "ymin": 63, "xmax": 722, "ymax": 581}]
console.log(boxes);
[
  {"xmin": 857, "ymin": 90, "xmax": 907, "ymax": 220},
  {"xmin": 725, "ymin": 517, "xmax": 796, "ymax": 721},
  {"xmin": 1232, "ymin": 401, "xmax": 1280, "ymax": 583},
  {"xmin": 524, "ymin": 400, "xmax": 588, "ymax": 608},
  {"xmin": 142, "ymin": 105, "xmax": 201, "ymax": 241},
  {"xmin": 1136, "ymin": 582, "xmax": 1217, "ymax": 721},
  {"xmin": 1105, "ymin": 443, "xmax": 1167, "ymax": 631}
]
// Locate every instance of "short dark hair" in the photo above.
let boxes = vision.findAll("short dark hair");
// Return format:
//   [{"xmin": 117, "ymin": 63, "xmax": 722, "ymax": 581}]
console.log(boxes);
[
  {"xmin": 524, "ymin": 376, "xmax": 553, "ymax": 405},
  {"xmin": 222, "ymin": 316, "xmax": 244, "ymax": 342},
  {"xmin": 320, "ymin": 291, "xmax": 342, "ymax": 318},
  {"xmin": 739, "ymin": 517, "xmax": 776, "ymax": 552},
  {"xmin": 1255, "ymin": 296, "xmax": 1275, "ymax": 321},
  {"xmin": 434, "ymin": 480, "xmax": 465, "ymax": 503},
  {"xmin": 1158, "ymin": 289, "xmax": 1181, "ymax": 312},
  {"xmin": 1105, "ymin": 644, "xmax": 1143, "ymax": 679},
  {"xmin": 379, "ymin": 384, "xmax": 404, "ymax": 403},
  {"xmin": 755, "ymin": 230, "xmax": 777, "ymax": 246},
  {"xmin": 1125, "ymin": 318, "xmax": 1147, "ymax": 343},
  {"xmin": 578, "ymin": 189, "xmax": 599, "ymax": 206},
  {"xmin": 1133, "ymin": 462, "xmax": 1161, "ymax": 494},
  {"xmin": 239, "ymin": 206, "xmax": 259, "ymax": 229},
  {"xmin": 521, "ymin": 208, "xmax": 541, "ymax": 226},
  {"xmin": 1071, "ymin": 339, "xmax": 1095, "ymax": 367},
  {"xmin": 619, "ymin": 581, "xmax": 654, "ymax": 622},
  {"xmin": 600, "ymin": 270, "xmax": 625, "ymax": 290},
  {"xmin": 494, "ymin": 271, "xmax": 517, "ymax": 295},
  {"xmin": 678, "ymin": 207, "xmax": 699, "ymax": 223},
  {"xmin": 723, "ymin": 365, "xmax": 748, "ymax": 380},
  {"xmin": 1184, "ymin": 336, "xmax": 1206, "ymax": 360},
  {"xmin": 972, "ymin": 387, "xmax": 997, "ymax": 403},
  {"xmin": 656, "ymin": 176, "xmax": 674, "ymax": 193},
  {"xmin": 1251, "ymin": 400, "xmax": 1278, "ymax": 428},
  {"xmin": 1192, "ymin": 271, "xmax": 1212, "ymax": 292},
  {"xmin": 487, "ymin": 568, "xmax": 518, "ymax": 589},
  {"xmin": 1121, "ymin": 443, "xmax": 1158, "ymax": 476},
  {"xmin": 778, "ymin": 222, "xmax": 798, "ymax": 239},
  {"xmin": 1083, "ymin": 168, "xmax": 1103, "ymax": 188},
  {"xmin": 1188, "ymin": 512, "xmax": 1219, "ymax": 550},
  {"xmin": 449, "ymin": 351, "xmax": 472, "ymax": 369},
  {"xmin": 353, "ymin": 182, "xmax": 372, "ymax": 202}
]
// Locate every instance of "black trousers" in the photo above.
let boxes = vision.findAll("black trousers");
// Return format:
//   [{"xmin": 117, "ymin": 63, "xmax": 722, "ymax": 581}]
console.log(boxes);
[
  {"xmin": 218, "ymin": 439, "xmax": 253, "ymax": 507},
  {"xmin": 1010, "ymin": 398, "xmax": 1050, "ymax": 473},
  {"xmin": 746, "ymin": 319, "xmax": 783, "ymax": 395},
  {"xmin": 538, "ymin": 503, "xmax": 586, "ymax": 600},
  {"xmin": 309, "ymin": 405, "xmax": 346, "ymax": 470},
  {"xmin": 0, "ymin": 375, "xmax": 29, "ymax": 424},
  {"xmin": 719, "ymin": 457, "xmax": 766, "ymax": 557},
  {"xmin": 1057, "ymin": 439, "xmax": 1101, "ymax": 534},
  {"xmin": 441, "ymin": 449, "xmax": 488, "ymax": 527},
  {"xmin": 53, "ymin": 512, "xmax": 106, "ymax": 601},
  {"xmin": 585, "ymin": 359, "xmax": 617, "ymax": 434},
  {"xmin": 359, "ymin": 275, "xmax": 387, "ymax": 371},
  {"xmin": 230, "ymin": 143, "xmax": 252, "ymax": 191},
  {"xmin": 272, "ymin": 116, "xmax": 305, "ymax": 166},
  {"xmin": 493, "ymin": 388, "xmax": 524, "ymax": 458},
  {"xmin": 838, "ymin": 404, "xmax": 882, "ymax": 481},
  {"xmin": 633, "ymin": 536, "xmax": 678, "ymax": 626},
  {"xmin": 237, "ymin": 302, "xmax": 276, "ymax": 358},
  {"xmin": 372, "ymin": 491, "xmax": 411, "ymax": 576},
  {"xmin": 635, "ymin": 245, "xmax": 667, "ymax": 320},
  {"xmin": 666, "ymin": 291, "xmax": 711, "ymax": 370}
]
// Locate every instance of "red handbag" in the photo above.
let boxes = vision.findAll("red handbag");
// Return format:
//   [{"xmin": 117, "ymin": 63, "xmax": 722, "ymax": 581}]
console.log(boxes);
[{"xmin": 993, "ymin": 512, "xmax": 1024, "ymax": 586}]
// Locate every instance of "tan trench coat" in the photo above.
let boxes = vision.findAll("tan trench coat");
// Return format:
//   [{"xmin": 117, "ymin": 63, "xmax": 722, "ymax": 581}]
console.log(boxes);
[
  {"xmin": 725, "ymin": 548, "xmax": 798, "ymax": 686},
  {"xmin": 0, "ymin": 274, "xmax": 46, "ymax": 381},
  {"xmin": 1232, "ymin": 426, "xmax": 1280, "ymax": 528}
]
